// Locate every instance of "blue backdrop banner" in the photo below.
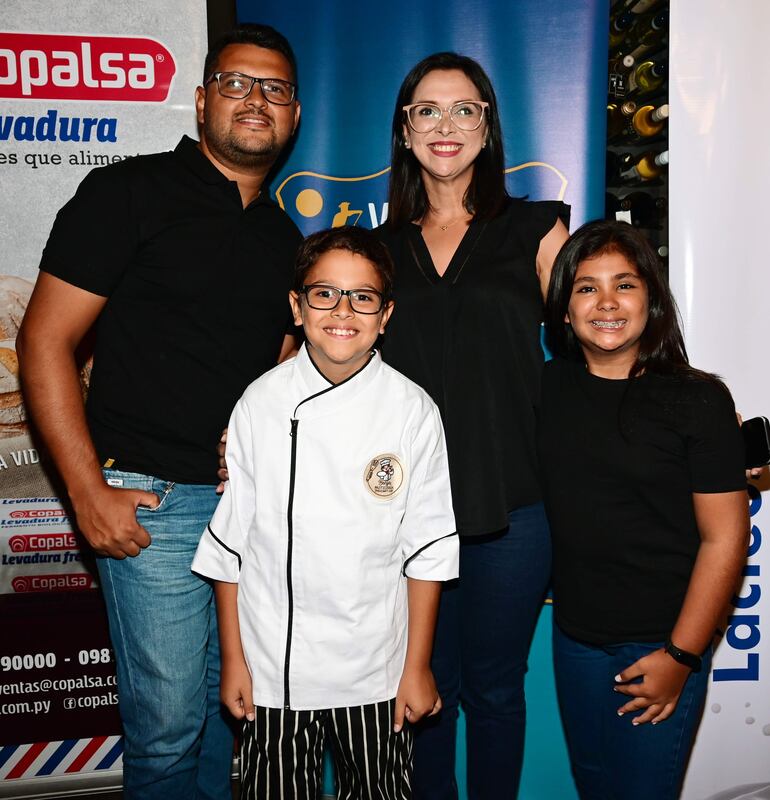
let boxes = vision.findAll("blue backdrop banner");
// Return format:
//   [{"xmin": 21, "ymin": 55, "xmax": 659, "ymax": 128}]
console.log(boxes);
[{"xmin": 235, "ymin": 1, "xmax": 608, "ymax": 797}]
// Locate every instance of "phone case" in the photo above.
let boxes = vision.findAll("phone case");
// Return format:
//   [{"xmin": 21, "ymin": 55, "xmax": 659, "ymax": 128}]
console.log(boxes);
[{"xmin": 742, "ymin": 416, "xmax": 770, "ymax": 469}]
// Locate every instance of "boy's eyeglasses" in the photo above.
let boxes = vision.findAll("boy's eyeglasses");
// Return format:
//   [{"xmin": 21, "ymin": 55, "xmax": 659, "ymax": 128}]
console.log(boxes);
[
  {"xmin": 402, "ymin": 100, "xmax": 489, "ymax": 133},
  {"xmin": 301, "ymin": 284, "xmax": 385, "ymax": 314},
  {"xmin": 205, "ymin": 72, "xmax": 296, "ymax": 105}
]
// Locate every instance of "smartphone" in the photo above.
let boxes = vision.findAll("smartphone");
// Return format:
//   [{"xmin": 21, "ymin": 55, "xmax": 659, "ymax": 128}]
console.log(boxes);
[{"xmin": 742, "ymin": 416, "xmax": 770, "ymax": 469}]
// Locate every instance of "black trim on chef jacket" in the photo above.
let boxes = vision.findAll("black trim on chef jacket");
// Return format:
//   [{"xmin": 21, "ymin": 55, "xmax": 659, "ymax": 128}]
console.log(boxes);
[
  {"xmin": 402, "ymin": 532, "xmax": 459, "ymax": 577},
  {"xmin": 205, "ymin": 524, "xmax": 242, "ymax": 571}
]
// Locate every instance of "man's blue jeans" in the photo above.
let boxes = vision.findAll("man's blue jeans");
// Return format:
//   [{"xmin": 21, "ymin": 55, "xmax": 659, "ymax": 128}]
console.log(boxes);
[
  {"xmin": 553, "ymin": 624, "xmax": 712, "ymax": 800},
  {"xmin": 413, "ymin": 502, "xmax": 552, "ymax": 800},
  {"xmin": 96, "ymin": 470, "xmax": 234, "ymax": 800}
]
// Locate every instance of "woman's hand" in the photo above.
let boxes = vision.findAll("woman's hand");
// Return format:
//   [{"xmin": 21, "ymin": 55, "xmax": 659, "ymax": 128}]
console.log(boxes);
[
  {"xmin": 216, "ymin": 427, "xmax": 229, "ymax": 494},
  {"xmin": 613, "ymin": 648, "xmax": 692, "ymax": 725},
  {"xmin": 393, "ymin": 665, "xmax": 441, "ymax": 733}
]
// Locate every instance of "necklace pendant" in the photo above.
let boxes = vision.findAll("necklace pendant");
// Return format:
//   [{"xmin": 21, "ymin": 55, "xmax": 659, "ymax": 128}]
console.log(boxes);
[{"xmin": 439, "ymin": 224, "xmax": 449, "ymax": 231}]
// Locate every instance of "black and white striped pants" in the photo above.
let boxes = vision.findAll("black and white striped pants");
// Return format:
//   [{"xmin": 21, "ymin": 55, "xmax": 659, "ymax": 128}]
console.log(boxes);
[{"xmin": 240, "ymin": 699, "xmax": 413, "ymax": 799}]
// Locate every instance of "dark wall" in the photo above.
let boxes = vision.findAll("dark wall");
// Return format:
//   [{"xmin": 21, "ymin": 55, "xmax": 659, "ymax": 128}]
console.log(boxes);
[{"xmin": 207, "ymin": 0, "xmax": 237, "ymax": 48}]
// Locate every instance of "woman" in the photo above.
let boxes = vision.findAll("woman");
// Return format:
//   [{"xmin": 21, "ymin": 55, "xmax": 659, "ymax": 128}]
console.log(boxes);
[
  {"xmin": 539, "ymin": 220, "xmax": 748, "ymax": 799},
  {"xmin": 378, "ymin": 52, "xmax": 569, "ymax": 799}
]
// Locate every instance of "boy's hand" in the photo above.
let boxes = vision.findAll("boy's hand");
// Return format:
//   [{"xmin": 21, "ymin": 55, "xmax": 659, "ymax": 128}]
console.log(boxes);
[
  {"xmin": 220, "ymin": 653, "xmax": 255, "ymax": 722},
  {"xmin": 613, "ymin": 648, "xmax": 691, "ymax": 725},
  {"xmin": 393, "ymin": 665, "xmax": 441, "ymax": 733}
]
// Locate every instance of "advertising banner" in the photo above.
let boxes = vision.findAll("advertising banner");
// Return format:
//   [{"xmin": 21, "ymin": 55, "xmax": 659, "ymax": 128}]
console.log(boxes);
[
  {"xmin": 239, "ymin": 1, "xmax": 606, "ymax": 236},
  {"xmin": 0, "ymin": 592, "xmax": 119, "ymax": 746},
  {"xmin": 669, "ymin": 2, "xmax": 770, "ymax": 797},
  {"xmin": 236, "ymin": 1, "xmax": 608, "ymax": 797},
  {"xmin": 0, "ymin": 0, "xmax": 206, "ymax": 786}
]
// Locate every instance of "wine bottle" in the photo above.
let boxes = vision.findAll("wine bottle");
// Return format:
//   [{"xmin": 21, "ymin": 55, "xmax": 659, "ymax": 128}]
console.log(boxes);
[
  {"xmin": 628, "ymin": 0, "xmax": 664, "ymax": 15},
  {"xmin": 609, "ymin": 54, "xmax": 635, "ymax": 73},
  {"xmin": 627, "ymin": 60, "xmax": 667, "ymax": 97},
  {"xmin": 618, "ymin": 191, "xmax": 667, "ymax": 228},
  {"xmin": 608, "ymin": 55, "xmax": 636, "ymax": 97},
  {"xmin": 605, "ymin": 191, "xmax": 623, "ymax": 220},
  {"xmin": 607, "ymin": 100, "xmax": 637, "ymax": 138},
  {"xmin": 611, "ymin": 0, "xmax": 663, "ymax": 13},
  {"xmin": 609, "ymin": 12, "xmax": 636, "ymax": 51},
  {"xmin": 631, "ymin": 103, "xmax": 669, "ymax": 137},
  {"xmin": 609, "ymin": 103, "xmax": 667, "ymax": 143},
  {"xmin": 618, "ymin": 150, "xmax": 669, "ymax": 183},
  {"xmin": 606, "ymin": 151, "xmax": 636, "ymax": 184},
  {"xmin": 626, "ymin": 10, "xmax": 669, "ymax": 60}
]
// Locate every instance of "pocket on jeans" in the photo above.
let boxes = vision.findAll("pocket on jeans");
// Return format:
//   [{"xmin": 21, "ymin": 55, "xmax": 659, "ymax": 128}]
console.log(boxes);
[
  {"xmin": 137, "ymin": 481, "xmax": 175, "ymax": 514},
  {"xmin": 101, "ymin": 469, "xmax": 174, "ymax": 514}
]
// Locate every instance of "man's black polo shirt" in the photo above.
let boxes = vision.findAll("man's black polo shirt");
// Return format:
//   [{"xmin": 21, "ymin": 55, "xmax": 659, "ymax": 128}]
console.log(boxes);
[{"xmin": 40, "ymin": 136, "xmax": 302, "ymax": 483}]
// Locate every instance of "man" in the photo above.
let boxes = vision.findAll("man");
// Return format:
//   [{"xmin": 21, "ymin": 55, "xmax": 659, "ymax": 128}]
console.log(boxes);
[{"xmin": 16, "ymin": 24, "xmax": 302, "ymax": 800}]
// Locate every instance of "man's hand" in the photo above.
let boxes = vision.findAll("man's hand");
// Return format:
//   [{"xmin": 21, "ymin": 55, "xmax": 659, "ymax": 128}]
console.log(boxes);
[
  {"xmin": 393, "ymin": 665, "xmax": 441, "ymax": 733},
  {"xmin": 613, "ymin": 648, "xmax": 691, "ymax": 725},
  {"xmin": 73, "ymin": 483, "xmax": 158, "ymax": 559}
]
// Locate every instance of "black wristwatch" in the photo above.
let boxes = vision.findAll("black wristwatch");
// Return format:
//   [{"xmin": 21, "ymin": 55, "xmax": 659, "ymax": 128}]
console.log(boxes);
[{"xmin": 664, "ymin": 639, "xmax": 702, "ymax": 673}]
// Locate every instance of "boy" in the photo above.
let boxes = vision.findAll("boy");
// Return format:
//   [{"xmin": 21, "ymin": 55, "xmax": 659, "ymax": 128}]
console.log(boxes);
[{"xmin": 192, "ymin": 227, "xmax": 458, "ymax": 799}]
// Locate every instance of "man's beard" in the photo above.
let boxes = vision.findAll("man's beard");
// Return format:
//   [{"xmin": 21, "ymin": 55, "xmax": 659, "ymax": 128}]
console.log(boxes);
[{"xmin": 203, "ymin": 117, "xmax": 281, "ymax": 168}]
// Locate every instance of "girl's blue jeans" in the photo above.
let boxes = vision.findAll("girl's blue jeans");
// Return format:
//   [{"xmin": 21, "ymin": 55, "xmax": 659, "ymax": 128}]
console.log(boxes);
[{"xmin": 553, "ymin": 623, "xmax": 711, "ymax": 800}]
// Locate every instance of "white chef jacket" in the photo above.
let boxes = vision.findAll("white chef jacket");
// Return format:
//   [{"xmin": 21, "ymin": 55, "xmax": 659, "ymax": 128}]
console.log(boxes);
[{"xmin": 192, "ymin": 344, "xmax": 458, "ymax": 710}]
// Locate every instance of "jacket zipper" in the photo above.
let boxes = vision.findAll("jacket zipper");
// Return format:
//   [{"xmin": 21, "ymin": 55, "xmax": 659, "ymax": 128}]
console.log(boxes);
[
  {"xmin": 283, "ymin": 417, "xmax": 299, "ymax": 710},
  {"xmin": 281, "ymin": 351, "xmax": 375, "ymax": 710}
]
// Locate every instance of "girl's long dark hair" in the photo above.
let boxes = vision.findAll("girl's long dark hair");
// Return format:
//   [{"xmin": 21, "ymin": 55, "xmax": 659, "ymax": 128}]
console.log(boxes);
[
  {"xmin": 545, "ymin": 219, "xmax": 717, "ymax": 383},
  {"xmin": 386, "ymin": 52, "xmax": 507, "ymax": 228}
]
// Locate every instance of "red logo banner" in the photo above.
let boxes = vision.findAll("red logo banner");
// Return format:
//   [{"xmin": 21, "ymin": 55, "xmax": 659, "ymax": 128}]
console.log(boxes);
[{"xmin": 0, "ymin": 33, "xmax": 176, "ymax": 101}]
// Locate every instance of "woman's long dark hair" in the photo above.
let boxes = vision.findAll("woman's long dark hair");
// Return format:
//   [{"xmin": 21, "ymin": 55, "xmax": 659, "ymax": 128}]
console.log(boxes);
[
  {"xmin": 545, "ymin": 220, "xmax": 715, "ymax": 382},
  {"xmin": 386, "ymin": 52, "xmax": 507, "ymax": 228}
]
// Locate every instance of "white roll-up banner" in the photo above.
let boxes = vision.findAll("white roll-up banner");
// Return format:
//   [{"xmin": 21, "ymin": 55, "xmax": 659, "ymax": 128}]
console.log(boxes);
[{"xmin": 670, "ymin": 2, "xmax": 770, "ymax": 797}]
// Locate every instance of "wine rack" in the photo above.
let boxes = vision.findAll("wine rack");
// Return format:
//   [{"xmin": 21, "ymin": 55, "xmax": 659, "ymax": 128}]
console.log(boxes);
[{"xmin": 606, "ymin": 0, "xmax": 669, "ymax": 271}]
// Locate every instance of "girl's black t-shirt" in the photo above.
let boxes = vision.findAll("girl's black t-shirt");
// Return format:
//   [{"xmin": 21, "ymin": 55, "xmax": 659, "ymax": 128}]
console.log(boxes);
[
  {"xmin": 378, "ymin": 198, "xmax": 569, "ymax": 537},
  {"xmin": 537, "ymin": 357, "xmax": 746, "ymax": 645}
]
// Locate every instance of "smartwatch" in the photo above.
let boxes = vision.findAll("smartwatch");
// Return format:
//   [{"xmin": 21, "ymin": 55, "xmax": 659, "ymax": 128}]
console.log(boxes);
[{"xmin": 664, "ymin": 639, "xmax": 702, "ymax": 673}]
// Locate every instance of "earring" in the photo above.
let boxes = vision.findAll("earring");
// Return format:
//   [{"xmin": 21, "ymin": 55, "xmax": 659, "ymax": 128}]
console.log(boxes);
[
  {"xmin": 482, "ymin": 140, "xmax": 487, "ymax": 149},
  {"xmin": 405, "ymin": 140, "xmax": 411, "ymax": 149}
]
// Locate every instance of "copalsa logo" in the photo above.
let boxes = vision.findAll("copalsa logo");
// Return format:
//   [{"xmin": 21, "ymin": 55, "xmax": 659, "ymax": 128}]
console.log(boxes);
[
  {"xmin": 276, "ymin": 162, "xmax": 567, "ymax": 236},
  {"xmin": 12, "ymin": 573, "xmax": 92, "ymax": 592},
  {"xmin": 9, "ymin": 533, "xmax": 77, "ymax": 552},
  {"xmin": 0, "ymin": 32, "xmax": 176, "ymax": 101}
]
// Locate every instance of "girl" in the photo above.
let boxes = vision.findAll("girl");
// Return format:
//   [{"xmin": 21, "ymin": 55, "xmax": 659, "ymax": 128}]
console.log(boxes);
[{"xmin": 539, "ymin": 219, "xmax": 749, "ymax": 800}]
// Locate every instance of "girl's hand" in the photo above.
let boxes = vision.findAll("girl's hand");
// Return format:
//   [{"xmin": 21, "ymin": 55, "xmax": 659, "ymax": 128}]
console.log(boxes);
[
  {"xmin": 393, "ymin": 665, "xmax": 441, "ymax": 733},
  {"xmin": 613, "ymin": 648, "xmax": 692, "ymax": 725},
  {"xmin": 220, "ymin": 653, "xmax": 254, "ymax": 722}
]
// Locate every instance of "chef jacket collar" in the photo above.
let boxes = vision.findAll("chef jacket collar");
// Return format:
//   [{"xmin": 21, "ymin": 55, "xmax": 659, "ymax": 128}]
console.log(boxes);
[{"xmin": 293, "ymin": 342, "xmax": 382, "ymax": 419}]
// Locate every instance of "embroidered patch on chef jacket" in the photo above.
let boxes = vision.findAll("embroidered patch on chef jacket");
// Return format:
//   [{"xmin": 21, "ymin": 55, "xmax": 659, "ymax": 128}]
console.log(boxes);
[{"xmin": 364, "ymin": 454, "xmax": 405, "ymax": 499}]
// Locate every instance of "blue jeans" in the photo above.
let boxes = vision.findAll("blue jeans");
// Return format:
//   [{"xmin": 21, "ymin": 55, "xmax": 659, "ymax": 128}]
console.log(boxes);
[
  {"xmin": 96, "ymin": 470, "xmax": 234, "ymax": 800},
  {"xmin": 413, "ymin": 502, "xmax": 552, "ymax": 800},
  {"xmin": 552, "ymin": 624, "xmax": 712, "ymax": 800}
]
